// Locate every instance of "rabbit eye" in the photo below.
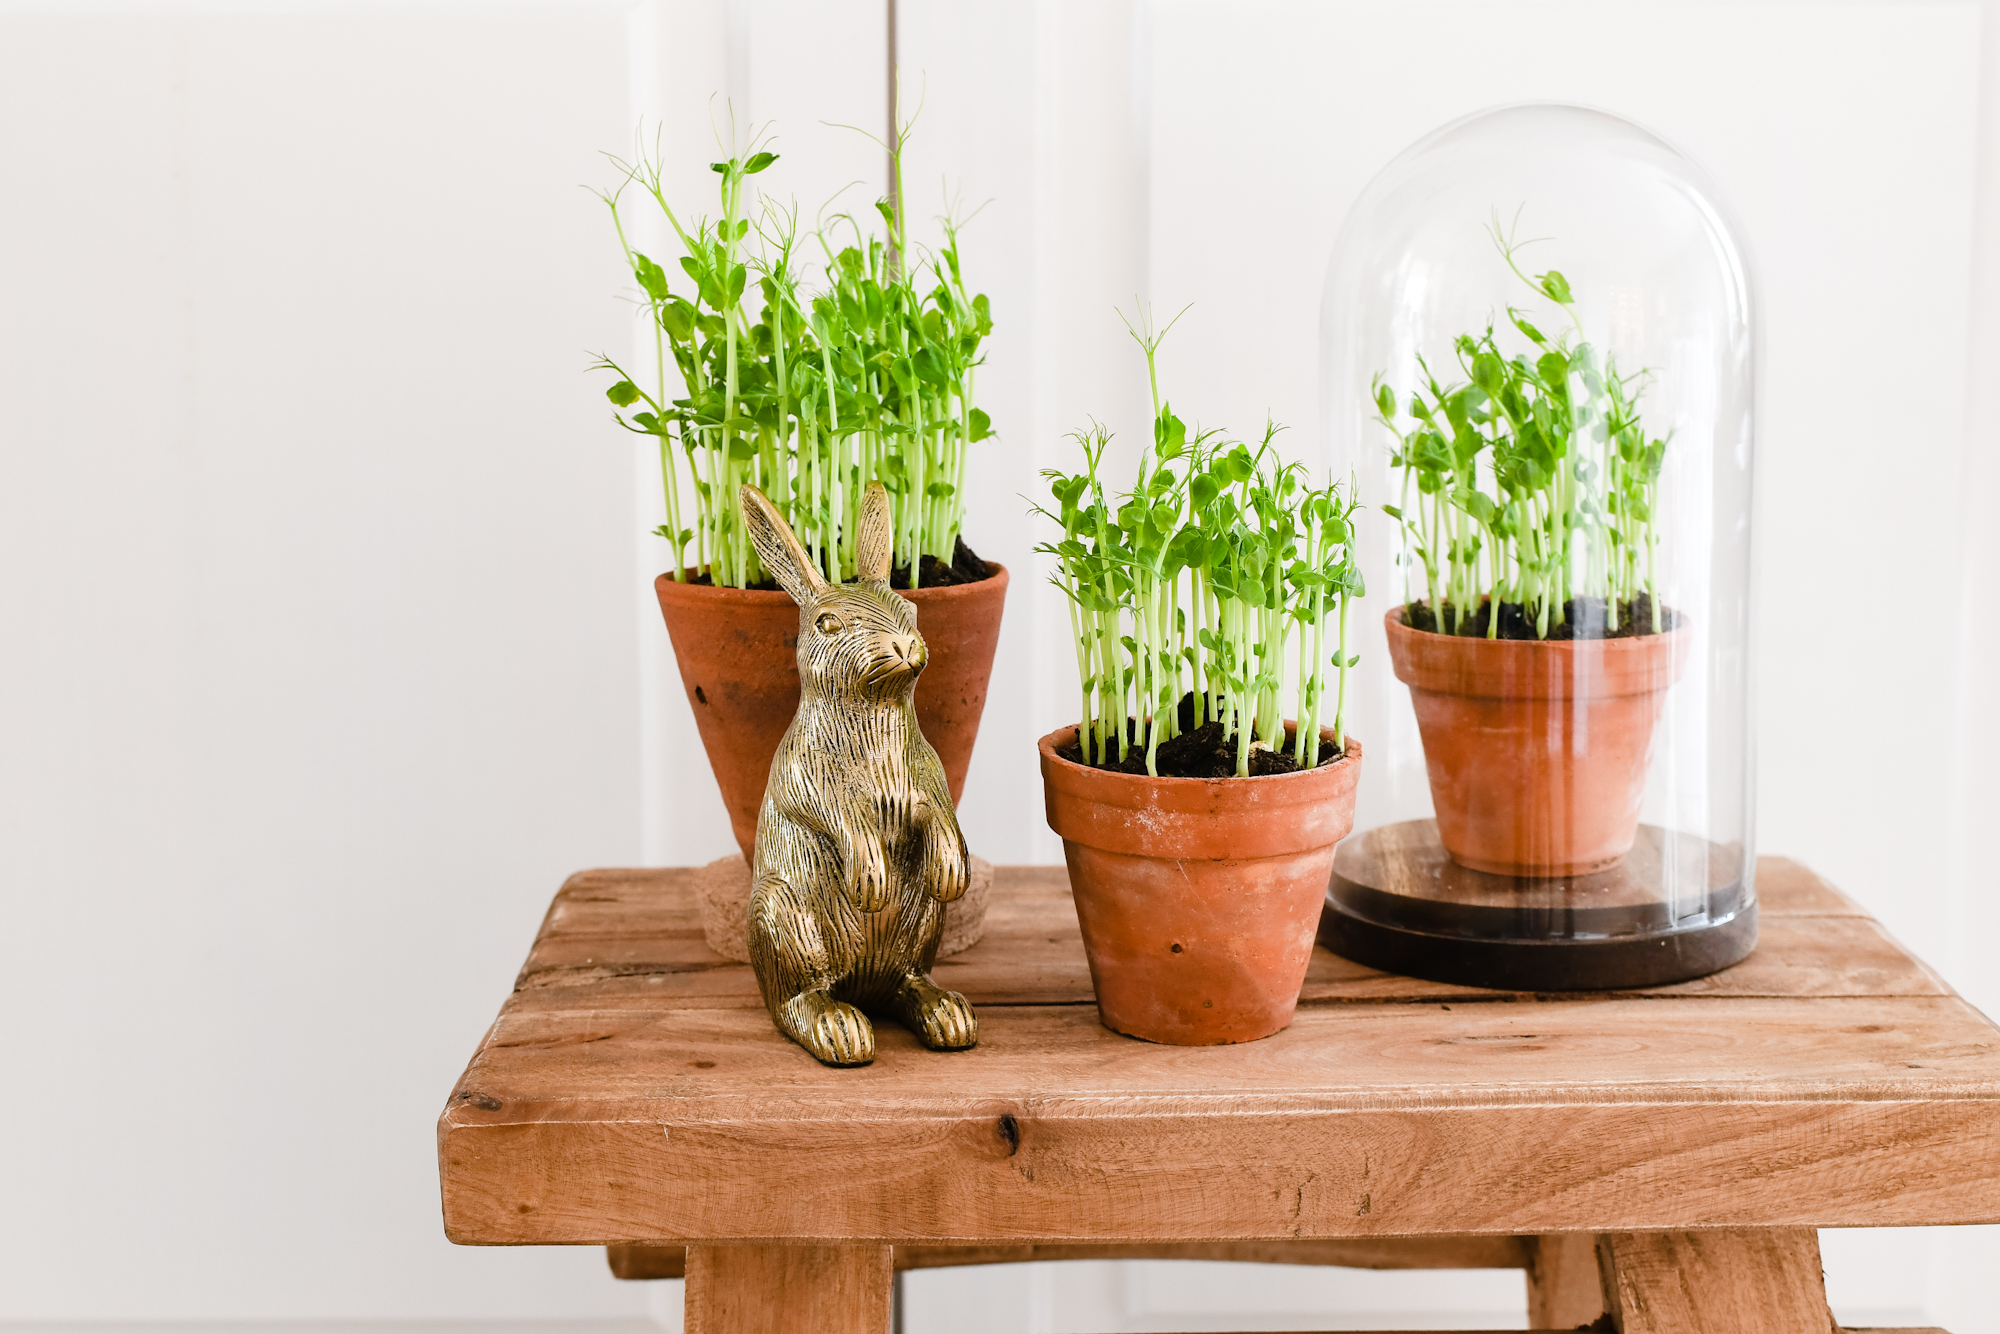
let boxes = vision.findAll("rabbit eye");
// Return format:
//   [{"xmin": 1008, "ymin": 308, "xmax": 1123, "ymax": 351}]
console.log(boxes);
[{"xmin": 815, "ymin": 612, "xmax": 844, "ymax": 636}]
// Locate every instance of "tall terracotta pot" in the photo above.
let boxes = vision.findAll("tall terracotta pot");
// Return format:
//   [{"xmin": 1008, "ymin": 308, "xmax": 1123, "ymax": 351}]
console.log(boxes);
[
  {"xmin": 1038, "ymin": 728, "xmax": 1362, "ymax": 1046},
  {"xmin": 657, "ymin": 567, "xmax": 1007, "ymax": 861},
  {"xmin": 1385, "ymin": 610, "xmax": 1690, "ymax": 877}
]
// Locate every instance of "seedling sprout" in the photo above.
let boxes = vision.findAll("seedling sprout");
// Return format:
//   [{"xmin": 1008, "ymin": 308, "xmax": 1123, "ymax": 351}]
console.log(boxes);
[
  {"xmin": 1037, "ymin": 312, "xmax": 1362, "ymax": 779},
  {"xmin": 592, "ymin": 111, "xmax": 995, "ymax": 589},
  {"xmin": 1373, "ymin": 215, "xmax": 1669, "ymax": 639}
]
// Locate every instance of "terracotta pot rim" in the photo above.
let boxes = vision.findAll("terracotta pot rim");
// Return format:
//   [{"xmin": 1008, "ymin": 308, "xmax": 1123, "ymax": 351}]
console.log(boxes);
[
  {"xmin": 1385, "ymin": 606, "xmax": 1691, "ymax": 700},
  {"xmin": 1036, "ymin": 725, "xmax": 1359, "ymax": 789},
  {"xmin": 654, "ymin": 563, "xmax": 1008, "ymax": 606},
  {"xmin": 1383, "ymin": 605, "xmax": 1687, "ymax": 650}
]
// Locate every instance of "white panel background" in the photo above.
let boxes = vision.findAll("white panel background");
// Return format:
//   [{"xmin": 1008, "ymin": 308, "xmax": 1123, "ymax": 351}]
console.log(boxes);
[{"xmin": 2, "ymin": 1, "xmax": 1997, "ymax": 1331}]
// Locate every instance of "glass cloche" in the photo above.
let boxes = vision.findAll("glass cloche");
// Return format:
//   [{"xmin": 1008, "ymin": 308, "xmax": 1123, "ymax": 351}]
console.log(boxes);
[{"xmin": 1318, "ymin": 104, "xmax": 1757, "ymax": 989}]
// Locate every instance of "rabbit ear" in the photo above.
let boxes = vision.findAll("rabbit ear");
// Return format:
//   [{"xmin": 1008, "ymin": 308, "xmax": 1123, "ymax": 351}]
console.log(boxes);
[
  {"xmin": 741, "ymin": 484, "xmax": 827, "ymax": 605},
  {"xmin": 856, "ymin": 480, "xmax": 893, "ymax": 582}
]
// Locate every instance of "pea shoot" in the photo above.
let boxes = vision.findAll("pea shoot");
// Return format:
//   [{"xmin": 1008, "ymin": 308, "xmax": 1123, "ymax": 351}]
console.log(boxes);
[
  {"xmin": 1374, "ymin": 215, "xmax": 1668, "ymax": 639},
  {"xmin": 592, "ymin": 117, "xmax": 995, "ymax": 589},
  {"xmin": 1038, "ymin": 312, "xmax": 1362, "ymax": 779}
]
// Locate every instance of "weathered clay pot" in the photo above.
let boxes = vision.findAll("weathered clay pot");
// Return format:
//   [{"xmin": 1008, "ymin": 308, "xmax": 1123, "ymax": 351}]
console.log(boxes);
[
  {"xmin": 1385, "ymin": 610, "xmax": 1690, "ymax": 877},
  {"xmin": 1038, "ymin": 728, "xmax": 1362, "ymax": 1046},
  {"xmin": 656, "ymin": 566, "xmax": 1007, "ymax": 861}
]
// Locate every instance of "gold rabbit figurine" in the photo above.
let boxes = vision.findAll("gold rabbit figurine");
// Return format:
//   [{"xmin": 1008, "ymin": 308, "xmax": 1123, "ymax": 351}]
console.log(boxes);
[{"xmin": 740, "ymin": 480, "xmax": 978, "ymax": 1066}]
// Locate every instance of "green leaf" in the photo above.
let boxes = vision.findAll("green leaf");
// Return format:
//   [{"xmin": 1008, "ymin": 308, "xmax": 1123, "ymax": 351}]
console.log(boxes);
[
  {"xmin": 1470, "ymin": 352, "xmax": 1504, "ymax": 395},
  {"xmin": 744, "ymin": 151, "xmax": 778, "ymax": 174},
  {"xmin": 632, "ymin": 253, "xmax": 669, "ymax": 301},
  {"xmin": 607, "ymin": 380, "xmax": 642, "ymax": 407},
  {"xmin": 967, "ymin": 407, "xmax": 994, "ymax": 442},
  {"xmin": 1538, "ymin": 270, "xmax": 1573, "ymax": 304},
  {"xmin": 661, "ymin": 299, "xmax": 696, "ymax": 342},
  {"xmin": 915, "ymin": 346, "xmax": 952, "ymax": 387}
]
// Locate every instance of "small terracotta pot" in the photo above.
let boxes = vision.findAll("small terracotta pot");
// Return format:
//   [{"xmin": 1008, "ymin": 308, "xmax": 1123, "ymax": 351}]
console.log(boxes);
[
  {"xmin": 656, "ymin": 566, "xmax": 1008, "ymax": 861},
  {"xmin": 1385, "ymin": 610, "xmax": 1690, "ymax": 877},
  {"xmin": 1038, "ymin": 728, "xmax": 1362, "ymax": 1046}
]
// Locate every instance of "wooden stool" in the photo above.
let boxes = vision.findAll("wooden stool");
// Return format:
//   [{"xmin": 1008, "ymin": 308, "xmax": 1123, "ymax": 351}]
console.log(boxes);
[{"xmin": 439, "ymin": 859, "xmax": 1998, "ymax": 1333}]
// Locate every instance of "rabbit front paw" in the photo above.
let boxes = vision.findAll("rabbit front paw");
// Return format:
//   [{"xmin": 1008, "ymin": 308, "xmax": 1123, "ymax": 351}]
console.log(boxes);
[
  {"xmin": 778, "ymin": 990, "xmax": 876, "ymax": 1067},
  {"xmin": 843, "ymin": 836, "xmax": 891, "ymax": 913},
  {"xmin": 919, "ymin": 829, "xmax": 970, "ymax": 903},
  {"xmin": 893, "ymin": 972, "xmax": 978, "ymax": 1051}
]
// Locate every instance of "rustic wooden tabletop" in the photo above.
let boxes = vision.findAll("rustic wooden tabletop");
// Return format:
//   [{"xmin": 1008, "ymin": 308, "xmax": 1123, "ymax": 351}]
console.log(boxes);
[{"xmin": 438, "ymin": 858, "xmax": 2000, "ymax": 1333}]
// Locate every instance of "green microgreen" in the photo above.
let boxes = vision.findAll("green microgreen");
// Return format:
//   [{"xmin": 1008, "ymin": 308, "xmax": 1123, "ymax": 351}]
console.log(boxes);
[
  {"xmin": 1372, "ymin": 213, "xmax": 1669, "ymax": 638},
  {"xmin": 591, "ymin": 111, "xmax": 995, "ymax": 589},
  {"xmin": 1035, "ymin": 310, "xmax": 1363, "ymax": 778}
]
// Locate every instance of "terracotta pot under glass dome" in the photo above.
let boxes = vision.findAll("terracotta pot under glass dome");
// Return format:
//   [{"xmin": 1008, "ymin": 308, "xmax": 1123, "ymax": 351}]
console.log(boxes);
[{"xmin": 1317, "ymin": 103, "xmax": 1757, "ymax": 990}]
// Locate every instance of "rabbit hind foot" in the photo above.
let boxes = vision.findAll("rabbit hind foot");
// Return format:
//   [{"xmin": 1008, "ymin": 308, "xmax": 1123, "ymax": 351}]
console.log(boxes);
[
  {"xmin": 892, "ymin": 971, "xmax": 979, "ymax": 1051},
  {"xmin": 778, "ymin": 989, "xmax": 876, "ymax": 1067}
]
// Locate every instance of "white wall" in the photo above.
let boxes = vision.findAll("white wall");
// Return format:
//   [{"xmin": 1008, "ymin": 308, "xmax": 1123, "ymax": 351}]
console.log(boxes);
[
  {"xmin": 0, "ymin": 7, "xmax": 655, "ymax": 1325},
  {"xmin": 3, "ymin": 1, "xmax": 1996, "ymax": 1331}
]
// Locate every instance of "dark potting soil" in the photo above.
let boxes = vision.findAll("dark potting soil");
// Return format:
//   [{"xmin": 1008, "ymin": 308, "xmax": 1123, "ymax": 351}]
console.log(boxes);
[
  {"xmin": 681, "ymin": 536, "xmax": 996, "ymax": 592},
  {"xmin": 896, "ymin": 535, "xmax": 996, "ymax": 589},
  {"xmin": 1055, "ymin": 691, "xmax": 1347, "ymax": 779},
  {"xmin": 1401, "ymin": 593, "xmax": 1678, "ymax": 641}
]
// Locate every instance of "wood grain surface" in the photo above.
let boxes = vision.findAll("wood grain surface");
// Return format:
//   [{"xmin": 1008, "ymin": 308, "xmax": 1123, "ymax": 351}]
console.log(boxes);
[
  {"xmin": 684, "ymin": 1243, "xmax": 889, "ymax": 1334},
  {"xmin": 1605, "ymin": 1229, "xmax": 1836, "ymax": 1333},
  {"xmin": 607, "ymin": 1235, "xmax": 1534, "ymax": 1279},
  {"xmin": 440, "ymin": 858, "xmax": 2000, "ymax": 1247},
  {"xmin": 507, "ymin": 859, "xmax": 1944, "ymax": 1012},
  {"xmin": 1526, "ymin": 1233, "xmax": 1607, "ymax": 1328}
]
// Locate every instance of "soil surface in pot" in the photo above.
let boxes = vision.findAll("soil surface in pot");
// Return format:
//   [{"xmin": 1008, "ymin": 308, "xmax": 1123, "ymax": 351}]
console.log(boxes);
[
  {"xmin": 1055, "ymin": 691, "xmax": 1347, "ymax": 779},
  {"xmin": 1401, "ymin": 593, "xmax": 1679, "ymax": 640},
  {"xmin": 679, "ymin": 535, "xmax": 996, "ymax": 590}
]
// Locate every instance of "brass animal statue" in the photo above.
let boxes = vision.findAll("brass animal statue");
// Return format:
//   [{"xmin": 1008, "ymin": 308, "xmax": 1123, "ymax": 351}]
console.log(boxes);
[{"xmin": 741, "ymin": 480, "xmax": 978, "ymax": 1066}]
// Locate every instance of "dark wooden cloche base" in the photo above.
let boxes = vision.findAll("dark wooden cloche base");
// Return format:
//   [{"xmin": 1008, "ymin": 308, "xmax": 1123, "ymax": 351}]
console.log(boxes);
[{"xmin": 1320, "ymin": 819, "xmax": 1759, "ymax": 990}]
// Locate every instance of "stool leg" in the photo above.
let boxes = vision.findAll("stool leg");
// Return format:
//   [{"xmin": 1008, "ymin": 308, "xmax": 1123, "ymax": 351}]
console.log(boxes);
[
  {"xmin": 1528, "ymin": 1233, "xmax": 1610, "ymax": 1328},
  {"xmin": 1602, "ymin": 1229, "xmax": 1835, "ymax": 1334},
  {"xmin": 685, "ymin": 1243, "xmax": 893, "ymax": 1334}
]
